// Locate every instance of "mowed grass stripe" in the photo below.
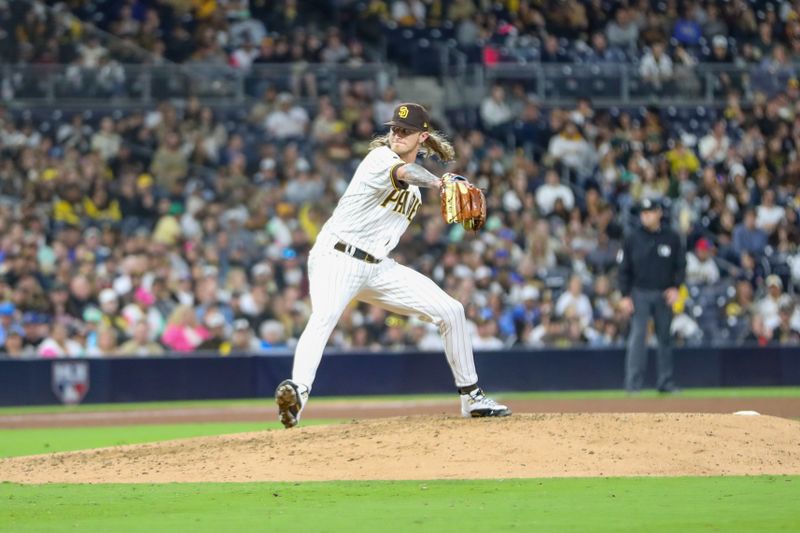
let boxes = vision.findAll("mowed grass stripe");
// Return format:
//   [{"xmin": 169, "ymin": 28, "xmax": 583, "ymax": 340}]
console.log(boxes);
[
  {"xmin": 1, "ymin": 387, "xmax": 799, "ymax": 416},
  {"xmin": 0, "ymin": 477, "xmax": 797, "ymax": 533},
  {"xmin": 0, "ymin": 421, "xmax": 338, "ymax": 458}
]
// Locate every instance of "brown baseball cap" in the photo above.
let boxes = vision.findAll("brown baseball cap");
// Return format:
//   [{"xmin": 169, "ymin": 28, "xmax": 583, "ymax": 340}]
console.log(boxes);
[{"xmin": 384, "ymin": 103, "xmax": 430, "ymax": 132}]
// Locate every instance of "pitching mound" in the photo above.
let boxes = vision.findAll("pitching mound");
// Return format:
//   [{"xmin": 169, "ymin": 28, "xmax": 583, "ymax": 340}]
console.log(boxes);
[{"xmin": 2, "ymin": 413, "xmax": 799, "ymax": 483}]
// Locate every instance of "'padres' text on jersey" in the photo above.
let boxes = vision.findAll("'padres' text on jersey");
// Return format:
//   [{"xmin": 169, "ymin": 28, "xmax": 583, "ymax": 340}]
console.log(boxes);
[{"xmin": 319, "ymin": 146, "xmax": 421, "ymax": 259}]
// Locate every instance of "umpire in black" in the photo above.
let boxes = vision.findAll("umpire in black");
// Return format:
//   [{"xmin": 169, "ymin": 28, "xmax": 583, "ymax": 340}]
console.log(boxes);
[{"xmin": 618, "ymin": 198, "xmax": 685, "ymax": 393}]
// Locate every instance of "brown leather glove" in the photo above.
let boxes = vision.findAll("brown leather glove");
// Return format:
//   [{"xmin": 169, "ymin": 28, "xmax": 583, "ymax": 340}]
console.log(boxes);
[{"xmin": 440, "ymin": 173, "xmax": 486, "ymax": 231}]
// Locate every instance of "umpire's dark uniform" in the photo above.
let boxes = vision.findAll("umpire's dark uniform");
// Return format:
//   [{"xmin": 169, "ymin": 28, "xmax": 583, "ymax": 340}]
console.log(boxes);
[{"xmin": 618, "ymin": 198, "xmax": 686, "ymax": 393}]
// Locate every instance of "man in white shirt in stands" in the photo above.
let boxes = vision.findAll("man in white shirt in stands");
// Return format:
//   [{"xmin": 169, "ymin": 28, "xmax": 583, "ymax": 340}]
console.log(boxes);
[
  {"xmin": 698, "ymin": 120, "xmax": 730, "ymax": 165},
  {"xmin": 757, "ymin": 275, "xmax": 792, "ymax": 331},
  {"xmin": 479, "ymin": 84, "xmax": 513, "ymax": 132},
  {"xmin": 536, "ymin": 168, "xmax": 575, "ymax": 215},
  {"xmin": 555, "ymin": 275, "xmax": 593, "ymax": 328},
  {"xmin": 756, "ymin": 189, "xmax": 785, "ymax": 234},
  {"xmin": 685, "ymin": 237, "xmax": 720, "ymax": 285},
  {"xmin": 547, "ymin": 121, "xmax": 595, "ymax": 178},
  {"xmin": 264, "ymin": 92, "xmax": 310, "ymax": 141},
  {"xmin": 639, "ymin": 41, "xmax": 673, "ymax": 94},
  {"xmin": 471, "ymin": 309, "xmax": 505, "ymax": 350}
]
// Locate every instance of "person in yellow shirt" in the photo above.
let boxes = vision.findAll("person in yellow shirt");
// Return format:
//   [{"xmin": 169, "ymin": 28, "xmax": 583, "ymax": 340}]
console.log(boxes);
[
  {"xmin": 665, "ymin": 138, "xmax": 700, "ymax": 175},
  {"xmin": 152, "ymin": 198, "xmax": 183, "ymax": 245},
  {"xmin": 53, "ymin": 183, "xmax": 85, "ymax": 227},
  {"xmin": 83, "ymin": 184, "xmax": 121, "ymax": 226}
]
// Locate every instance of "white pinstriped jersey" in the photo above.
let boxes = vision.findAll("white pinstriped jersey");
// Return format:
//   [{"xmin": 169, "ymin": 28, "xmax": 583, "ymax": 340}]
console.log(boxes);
[{"xmin": 319, "ymin": 146, "xmax": 422, "ymax": 259}]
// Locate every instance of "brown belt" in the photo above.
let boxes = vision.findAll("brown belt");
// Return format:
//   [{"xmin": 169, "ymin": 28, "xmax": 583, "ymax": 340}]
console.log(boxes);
[{"xmin": 334, "ymin": 241, "xmax": 381, "ymax": 264}]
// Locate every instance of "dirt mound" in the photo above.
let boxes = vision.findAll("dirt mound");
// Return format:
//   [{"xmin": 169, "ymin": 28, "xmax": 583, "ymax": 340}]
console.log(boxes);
[{"xmin": 2, "ymin": 413, "xmax": 799, "ymax": 483}]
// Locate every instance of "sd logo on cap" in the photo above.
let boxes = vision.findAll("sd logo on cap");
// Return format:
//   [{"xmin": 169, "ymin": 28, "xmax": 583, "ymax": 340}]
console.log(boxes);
[{"xmin": 385, "ymin": 103, "xmax": 430, "ymax": 132}]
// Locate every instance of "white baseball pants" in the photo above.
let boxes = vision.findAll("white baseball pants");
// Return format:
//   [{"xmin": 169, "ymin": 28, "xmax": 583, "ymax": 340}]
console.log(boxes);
[{"xmin": 291, "ymin": 234, "xmax": 478, "ymax": 391}]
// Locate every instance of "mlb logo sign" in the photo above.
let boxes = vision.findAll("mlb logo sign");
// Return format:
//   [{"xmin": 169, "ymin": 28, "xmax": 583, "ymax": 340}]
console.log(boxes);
[{"xmin": 51, "ymin": 361, "xmax": 90, "ymax": 405}]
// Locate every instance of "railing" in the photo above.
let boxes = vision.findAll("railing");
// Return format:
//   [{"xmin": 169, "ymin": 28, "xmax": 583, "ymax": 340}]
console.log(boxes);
[
  {"xmin": 1, "ymin": 63, "xmax": 397, "ymax": 107},
  {"xmin": 479, "ymin": 62, "xmax": 797, "ymax": 107},
  {"xmin": 1, "ymin": 61, "xmax": 795, "ymax": 108}
]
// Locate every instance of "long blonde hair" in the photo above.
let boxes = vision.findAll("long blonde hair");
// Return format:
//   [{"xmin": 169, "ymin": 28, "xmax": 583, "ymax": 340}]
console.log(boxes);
[{"xmin": 369, "ymin": 130, "xmax": 456, "ymax": 162}]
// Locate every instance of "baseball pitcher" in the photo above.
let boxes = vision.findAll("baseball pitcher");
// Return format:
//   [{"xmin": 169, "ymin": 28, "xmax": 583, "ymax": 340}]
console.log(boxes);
[{"xmin": 275, "ymin": 102, "xmax": 511, "ymax": 428}]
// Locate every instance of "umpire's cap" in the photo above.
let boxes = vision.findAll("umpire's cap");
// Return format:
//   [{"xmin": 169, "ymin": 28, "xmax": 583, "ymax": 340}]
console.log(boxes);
[
  {"xmin": 638, "ymin": 197, "xmax": 662, "ymax": 212},
  {"xmin": 385, "ymin": 103, "xmax": 430, "ymax": 132}
]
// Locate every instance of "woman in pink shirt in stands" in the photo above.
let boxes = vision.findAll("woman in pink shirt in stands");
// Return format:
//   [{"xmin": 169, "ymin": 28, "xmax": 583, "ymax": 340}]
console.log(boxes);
[{"xmin": 160, "ymin": 305, "xmax": 209, "ymax": 353}]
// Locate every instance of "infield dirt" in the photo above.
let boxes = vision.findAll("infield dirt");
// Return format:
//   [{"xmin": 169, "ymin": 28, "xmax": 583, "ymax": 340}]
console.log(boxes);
[{"xmin": 2, "ymin": 413, "xmax": 799, "ymax": 483}]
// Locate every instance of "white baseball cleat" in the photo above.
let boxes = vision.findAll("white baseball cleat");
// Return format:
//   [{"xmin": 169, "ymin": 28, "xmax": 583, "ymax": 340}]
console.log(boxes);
[
  {"xmin": 275, "ymin": 379, "xmax": 308, "ymax": 428},
  {"xmin": 460, "ymin": 388, "xmax": 512, "ymax": 418}
]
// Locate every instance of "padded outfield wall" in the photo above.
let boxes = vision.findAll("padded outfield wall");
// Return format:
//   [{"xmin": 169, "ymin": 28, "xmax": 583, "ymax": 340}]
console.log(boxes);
[{"xmin": 1, "ymin": 346, "xmax": 799, "ymax": 406}]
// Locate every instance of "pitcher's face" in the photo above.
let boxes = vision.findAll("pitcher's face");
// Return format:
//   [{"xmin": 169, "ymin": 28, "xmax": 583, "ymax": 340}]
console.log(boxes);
[{"xmin": 390, "ymin": 126, "xmax": 427, "ymax": 157}]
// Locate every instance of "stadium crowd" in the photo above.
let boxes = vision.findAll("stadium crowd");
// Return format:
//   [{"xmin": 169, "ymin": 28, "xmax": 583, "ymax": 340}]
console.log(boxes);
[
  {"xmin": 6, "ymin": 1, "xmax": 800, "ymax": 70},
  {"xmin": 0, "ymin": 0, "xmax": 799, "ymax": 358}
]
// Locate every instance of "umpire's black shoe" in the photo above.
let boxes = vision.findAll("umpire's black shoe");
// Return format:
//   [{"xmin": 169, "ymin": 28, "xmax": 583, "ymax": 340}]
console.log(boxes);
[
  {"xmin": 657, "ymin": 386, "xmax": 681, "ymax": 395},
  {"xmin": 275, "ymin": 379, "xmax": 307, "ymax": 429}
]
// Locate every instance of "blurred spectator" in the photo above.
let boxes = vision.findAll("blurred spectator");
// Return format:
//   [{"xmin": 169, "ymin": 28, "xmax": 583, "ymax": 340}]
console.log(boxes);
[
  {"xmin": 744, "ymin": 314, "xmax": 774, "ymax": 346},
  {"xmin": 161, "ymin": 306, "xmax": 209, "ymax": 353},
  {"xmin": 756, "ymin": 275, "xmax": 792, "ymax": 331},
  {"xmin": 541, "ymin": 34, "xmax": 570, "ymax": 63},
  {"xmin": 38, "ymin": 323, "xmax": 83, "ymax": 358},
  {"xmin": 87, "ymin": 325, "xmax": 119, "ymax": 356},
  {"xmin": 90, "ymin": 117, "xmax": 122, "ymax": 162},
  {"xmin": 257, "ymin": 318, "xmax": 290, "ymax": 352},
  {"xmin": 605, "ymin": 7, "xmax": 639, "ymax": 52},
  {"xmin": 756, "ymin": 189, "xmax": 785, "ymax": 234},
  {"xmin": 0, "ymin": 302, "xmax": 17, "ymax": 347},
  {"xmin": 472, "ymin": 309, "xmax": 504, "ymax": 350},
  {"xmin": 738, "ymin": 251, "xmax": 765, "ymax": 289},
  {"xmin": 320, "ymin": 30, "xmax": 349, "ymax": 64},
  {"xmin": 264, "ymin": 93, "xmax": 310, "ymax": 141},
  {"xmin": 547, "ymin": 120, "xmax": 595, "ymax": 179},
  {"xmin": 555, "ymin": 275, "xmax": 593, "ymax": 328},
  {"xmin": 230, "ymin": 37, "xmax": 259, "ymax": 70},
  {"xmin": 391, "ymin": 0, "xmax": 426, "ymax": 26},
  {"xmin": 584, "ymin": 31, "xmax": 627, "ymax": 62},
  {"xmin": 117, "ymin": 322, "xmax": 165, "ymax": 356},
  {"xmin": 724, "ymin": 277, "xmax": 754, "ymax": 324},
  {"xmin": 197, "ymin": 309, "xmax": 227, "ymax": 353},
  {"xmin": 672, "ymin": 5, "xmax": 702, "ymax": 46},
  {"xmin": 1, "ymin": 327, "xmax": 26, "ymax": 358},
  {"xmin": 685, "ymin": 238, "xmax": 720, "ymax": 285},
  {"xmin": 732, "ymin": 209, "xmax": 768, "ymax": 257},
  {"xmin": 772, "ymin": 302, "xmax": 800, "ymax": 344},
  {"xmin": 97, "ymin": 289, "xmax": 127, "ymax": 341},
  {"xmin": 536, "ymin": 169, "xmax": 575, "ymax": 215},
  {"xmin": 639, "ymin": 41, "xmax": 673, "ymax": 95},
  {"xmin": 664, "ymin": 138, "xmax": 700, "ymax": 176},
  {"xmin": 229, "ymin": 318, "xmax": 259, "ymax": 353},
  {"xmin": 698, "ymin": 120, "xmax": 730, "ymax": 165},
  {"xmin": 480, "ymin": 85, "xmax": 513, "ymax": 140},
  {"xmin": 122, "ymin": 287, "xmax": 165, "ymax": 342},
  {"xmin": 150, "ymin": 131, "xmax": 188, "ymax": 193}
]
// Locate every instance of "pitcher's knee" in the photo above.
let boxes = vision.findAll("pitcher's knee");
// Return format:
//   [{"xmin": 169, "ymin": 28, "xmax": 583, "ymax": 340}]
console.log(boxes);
[
  {"xmin": 307, "ymin": 311, "xmax": 340, "ymax": 331},
  {"xmin": 439, "ymin": 298, "xmax": 466, "ymax": 327}
]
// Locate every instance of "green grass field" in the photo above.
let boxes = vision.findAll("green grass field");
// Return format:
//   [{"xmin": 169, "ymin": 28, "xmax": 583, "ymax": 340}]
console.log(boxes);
[
  {"xmin": 1, "ymin": 388, "xmax": 799, "ymax": 532},
  {"xmin": 0, "ymin": 422, "xmax": 278, "ymax": 458},
  {"xmin": 1, "ymin": 477, "xmax": 797, "ymax": 532}
]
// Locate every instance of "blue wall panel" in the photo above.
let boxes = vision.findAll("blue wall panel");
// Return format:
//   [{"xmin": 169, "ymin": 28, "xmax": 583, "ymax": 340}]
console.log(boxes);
[{"xmin": 1, "ymin": 346, "xmax": 799, "ymax": 406}]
